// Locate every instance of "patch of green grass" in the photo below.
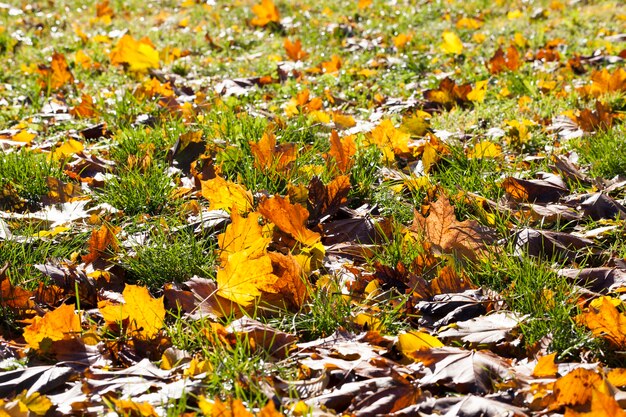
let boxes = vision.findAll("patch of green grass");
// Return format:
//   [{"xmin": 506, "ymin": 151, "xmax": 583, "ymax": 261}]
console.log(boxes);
[
  {"xmin": 120, "ymin": 228, "xmax": 217, "ymax": 292},
  {"xmin": 0, "ymin": 150, "xmax": 61, "ymax": 210},
  {"xmin": 473, "ymin": 252, "xmax": 598, "ymax": 359},
  {"xmin": 575, "ymin": 126, "xmax": 626, "ymax": 179},
  {"xmin": 95, "ymin": 164, "xmax": 176, "ymax": 216}
]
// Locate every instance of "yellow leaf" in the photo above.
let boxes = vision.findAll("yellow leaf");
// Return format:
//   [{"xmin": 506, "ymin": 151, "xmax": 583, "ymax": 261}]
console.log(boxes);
[
  {"xmin": 577, "ymin": 297, "xmax": 626, "ymax": 348},
  {"xmin": 441, "ymin": 31, "xmax": 463, "ymax": 54},
  {"xmin": 507, "ymin": 9, "xmax": 523, "ymax": 19},
  {"xmin": 216, "ymin": 251, "xmax": 277, "ymax": 306},
  {"xmin": 467, "ymin": 140, "xmax": 502, "ymax": 159},
  {"xmin": 50, "ymin": 139, "xmax": 84, "ymax": 160},
  {"xmin": 467, "ymin": 80, "xmax": 488, "ymax": 102},
  {"xmin": 34, "ymin": 226, "xmax": 70, "ymax": 238},
  {"xmin": 109, "ymin": 34, "xmax": 159, "ymax": 72},
  {"xmin": 13, "ymin": 130, "xmax": 37, "ymax": 143},
  {"xmin": 200, "ymin": 176, "xmax": 253, "ymax": 213},
  {"xmin": 456, "ymin": 17, "xmax": 483, "ymax": 30},
  {"xmin": 358, "ymin": 0, "xmax": 372, "ymax": 9},
  {"xmin": 14, "ymin": 391, "xmax": 53, "ymax": 416},
  {"xmin": 397, "ymin": 331, "xmax": 443, "ymax": 357},
  {"xmin": 366, "ymin": 119, "xmax": 410, "ymax": 157},
  {"xmin": 218, "ymin": 211, "xmax": 270, "ymax": 263},
  {"xmin": 99, "ymin": 284, "xmax": 165, "ymax": 339},
  {"xmin": 393, "ymin": 33, "xmax": 412, "ymax": 49},
  {"xmin": 532, "ymin": 352, "xmax": 558, "ymax": 378},
  {"xmin": 23, "ymin": 304, "xmax": 81, "ymax": 350}
]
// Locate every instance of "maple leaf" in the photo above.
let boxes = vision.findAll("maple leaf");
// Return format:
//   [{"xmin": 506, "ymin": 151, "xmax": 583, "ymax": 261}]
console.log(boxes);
[
  {"xmin": 249, "ymin": 131, "xmax": 297, "ymax": 171},
  {"xmin": 218, "ymin": 211, "xmax": 271, "ymax": 263},
  {"xmin": 82, "ymin": 224, "xmax": 120, "ymax": 264},
  {"xmin": 365, "ymin": 119, "xmax": 411, "ymax": 161},
  {"xmin": 200, "ymin": 176, "xmax": 253, "ymax": 213},
  {"xmin": 99, "ymin": 284, "xmax": 165, "ymax": 339},
  {"xmin": 409, "ymin": 194, "xmax": 493, "ymax": 261},
  {"xmin": 578, "ymin": 68, "xmax": 626, "ymax": 98},
  {"xmin": 37, "ymin": 52, "xmax": 74, "ymax": 90},
  {"xmin": 216, "ymin": 251, "xmax": 278, "ymax": 307},
  {"xmin": 565, "ymin": 389, "xmax": 626, "ymax": 417},
  {"xmin": 423, "ymin": 77, "xmax": 473, "ymax": 110},
  {"xmin": 532, "ymin": 352, "xmax": 558, "ymax": 378},
  {"xmin": 23, "ymin": 304, "xmax": 82, "ymax": 350},
  {"xmin": 50, "ymin": 138, "xmax": 85, "ymax": 161},
  {"xmin": 307, "ymin": 175, "xmax": 350, "ymax": 223},
  {"xmin": 441, "ymin": 31, "xmax": 463, "ymax": 54},
  {"xmin": 551, "ymin": 368, "xmax": 611, "ymax": 410},
  {"xmin": 487, "ymin": 45, "xmax": 522, "ymax": 74},
  {"xmin": 250, "ymin": 0, "xmax": 280, "ymax": 27},
  {"xmin": 109, "ymin": 34, "xmax": 159, "ymax": 72},
  {"xmin": 70, "ymin": 94, "xmax": 98, "ymax": 118},
  {"xmin": 327, "ymin": 130, "xmax": 356, "ymax": 173},
  {"xmin": 258, "ymin": 195, "xmax": 321, "ymax": 246},
  {"xmin": 576, "ymin": 297, "xmax": 626, "ymax": 348},
  {"xmin": 467, "ymin": 140, "xmax": 502, "ymax": 159},
  {"xmin": 321, "ymin": 55, "xmax": 342, "ymax": 74},
  {"xmin": 266, "ymin": 251, "xmax": 308, "ymax": 309},
  {"xmin": 284, "ymin": 38, "xmax": 309, "ymax": 61}
]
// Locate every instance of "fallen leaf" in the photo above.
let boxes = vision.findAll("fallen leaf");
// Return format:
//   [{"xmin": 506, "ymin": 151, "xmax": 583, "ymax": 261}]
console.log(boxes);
[
  {"xmin": 576, "ymin": 297, "xmax": 626, "ymax": 348},
  {"xmin": 249, "ymin": 131, "xmax": 296, "ymax": 171},
  {"xmin": 82, "ymin": 224, "xmax": 120, "ymax": 264},
  {"xmin": 109, "ymin": 34, "xmax": 159, "ymax": 72},
  {"xmin": 23, "ymin": 304, "xmax": 82, "ymax": 350},
  {"xmin": 487, "ymin": 45, "xmax": 522, "ymax": 74},
  {"xmin": 216, "ymin": 251, "xmax": 278, "ymax": 307},
  {"xmin": 37, "ymin": 52, "xmax": 74, "ymax": 90},
  {"xmin": 284, "ymin": 38, "xmax": 309, "ymax": 61},
  {"xmin": 99, "ymin": 284, "xmax": 165, "ymax": 339},
  {"xmin": 250, "ymin": 0, "xmax": 280, "ymax": 27},
  {"xmin": 218, "ymin": 211, "xmax": 271, "ymax": 263},
  {"xmin": 70, "ymin": 94, "xmax": 98, "ymax": 118},
  {"xmin": 564, "ymin": 388, "xmax": 626, "ymax": 417},
  {"xmin": 441, "ymin": 31, "xmax": 463, "ymax": 54},
  {"xmin": 307, "ymin": 175, "xmax": 350, "ymax": 224},
  {"xmin": 533, "ymin": 353, "xmax": 558, "ymax": 378},
  {"xmin": 409, "ymin": 194, "xmax": 494, "ymax": 261},
  {"xmin": 200, "ymin": 176, "xmax": 253, "ymax": 213},
  {"xmin": 327, "ymin": 130, "xmax": 356, "ymax": 173},
  {"xmin": 258, "ymin": 195, "xmax": 321, "ymax": 246},
  {"xmin": 502, "ymin": 176, "xmax": 568, "ymax": 204}
]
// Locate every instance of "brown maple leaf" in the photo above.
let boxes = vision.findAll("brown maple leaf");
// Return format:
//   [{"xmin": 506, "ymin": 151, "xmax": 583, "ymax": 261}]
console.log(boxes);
[{"xmin": 409, "ymin": 194, "xmax": 494, "ymax": 261}]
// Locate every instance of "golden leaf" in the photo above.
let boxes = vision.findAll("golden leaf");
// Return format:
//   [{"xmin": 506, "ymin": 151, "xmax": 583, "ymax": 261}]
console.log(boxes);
[
  {"xmin": 284, "ymin": 38, "xmax": 309, "ymax": 61},
  {"xmin": 328, "ymin": 130, "xmax": 356, "ymax": 173},
  {"xmin": 70, "ymin": 94, "xmax": 98, "ymax": 118},
  {"xmin": 249, "ymin": 131, "xmax": 296, "ymax": 171},
  {"xmin": 109, "ymin": 34, "xmax": 159, "ymax": 72},
  {"xmin": 23, "ymin": 304, "xmax": 82, "ymax": 350},
  {"xmin": 38, "ymin": 52, "xmax": 74, "ymax": 90},
  {"xmin": 99, "ymin": 284, "xmax": 165, "ymax": 339},
  {"xmin": 467, "ymin": 140, "xmax": 502, "ymax": 159},
  {"xmin": 397, "ymin": 331, "xmax": 444, "ymax": 358},
  {"xmin": 82, "ymin": 224, "xmax": 120, "ymax": 264},
  {"xmin": 200, "ymin": 176, "xmax": 253, "ymax": 213},
  {"xmin": 441, "ymin": 31, "xmax": 463, "ymax": 54},
  {"xmin": 250, "ymin": 0, "xmax": 280, "ymax": 27},
  {"xmin": 218, "ymin": 211, "xmax": 271, "ymax": 263},
  {"xmin": 366, "ymin": 119, "xmax": 410, "ymax": 158},
  {"xmin": 50, "ymin": 139, "xmax": 84, "ymax": 161},
  {"xmin": 532, "ymin": 352, "xmax": 558, "ymax": 378},
  {"xmin": 564, "ymin": 389, "xmax": 626, "ymax": 417},
  {"xmin": 577, "ymin": 297, "xmax": 626, "ymax": 348},
  {"xmin": 216, "ymin": 251, "xmax": 277, "ymax": 307},
  {"xmin": 467, "ymin": 80, "xmax": 488, "ymax": 102}
]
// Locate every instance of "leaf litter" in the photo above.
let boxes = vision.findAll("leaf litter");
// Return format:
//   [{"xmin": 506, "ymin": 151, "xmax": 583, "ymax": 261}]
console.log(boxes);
[{"xmin": 1, "ymin": 0, "xmax": 626, "ymax": 416}]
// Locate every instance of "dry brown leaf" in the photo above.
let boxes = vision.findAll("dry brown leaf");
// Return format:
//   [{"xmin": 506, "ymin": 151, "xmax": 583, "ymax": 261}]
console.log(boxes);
[{"xmin": 410, "ymin": 194, "xmax": 493, "ymax": 261}]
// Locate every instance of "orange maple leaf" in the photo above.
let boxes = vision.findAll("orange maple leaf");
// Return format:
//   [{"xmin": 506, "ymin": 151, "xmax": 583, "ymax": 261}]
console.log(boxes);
[
  {"xmin": 578, "ymin": 68, "xmax": 626, "ymax": 98},
  {"xmin": 70, "ymin": 94, "xmax": 98, "ymax": 118},
  {"xmin": 250, "ymin": 0, "xmax": 280, "ymax": 27},
  {"xmin": 327, "ymin": 130, "xmax": 356, "ymax": 173},
  {"xmin": 23, "ymin": 304, "xmax": 82, "ymax": 350},
  {"xmin": 249, "ymin": 131, "xmax": 297, "ymax": 171},
  {"xmin": 321, "ymin": 55, "xmax": 342, "ymax": 74},
  {"xmin": 258, "ymin": 195, "xmax": 321, "ymax": 246},
  {"xmin": 576, "ymin": 297, "xmax": 626, "ymax": 348},
  {"xmin": 109, "ymin": 34, "xmax": 159, "ymax": 72},
  {"xmin": 38, "ymin": 52, "xmax": 74, "ymax": 90},
  {"xmin": 82, "ymin": 224, "xmax": 120, "ymax": 264},
  {"xmin": 487, "ymin": 45, "xmax": 521, "ymax": 74},
  {"xmin": 284, "ymin": 38, "xmax": 309, "ymax": 61}
]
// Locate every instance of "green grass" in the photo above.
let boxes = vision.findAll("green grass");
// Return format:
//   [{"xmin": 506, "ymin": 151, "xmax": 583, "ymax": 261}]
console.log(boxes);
[{"xmin": 576, "ymin": 125, "xmax": 626, "ymax": 179}]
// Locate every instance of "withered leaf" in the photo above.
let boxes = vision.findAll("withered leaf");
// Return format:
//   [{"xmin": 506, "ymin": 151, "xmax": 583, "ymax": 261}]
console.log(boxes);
[
  {"xmin": 437, "ymin": 312, "xmax": 525, "ymax": 347},
  {"xmin": 410, "ymin": 194, "xmax": 494, "ymax": 261},
  {"xmin": 307, "ymin": 175, "xmax": 350, "ymax": 224},
  {"xmin": 412, "ymin": 347, "xmax": 513, "ymax": 394},
  {"xmin": 502, "ymin": 175, "xmax": 569, "ymax": 204}
]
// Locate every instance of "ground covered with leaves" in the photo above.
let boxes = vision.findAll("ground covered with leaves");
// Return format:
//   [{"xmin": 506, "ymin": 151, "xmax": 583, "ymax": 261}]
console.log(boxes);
[{"xmin": 1, "ymin": 0, "xmax": 626, "ymax": 415}]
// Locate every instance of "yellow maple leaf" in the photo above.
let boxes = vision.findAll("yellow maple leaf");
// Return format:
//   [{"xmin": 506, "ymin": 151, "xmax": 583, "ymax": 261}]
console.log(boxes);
[
  {"xmin": 23, "ymin": 304, "xmax": 82, "ymax": 350},
  {"xmin": 366, "ymin": 119, "xmax": 411, "ymax": 161},
  {"xmin": 250, "ymin": 0, "xmax": 280, "ymax": 27},
  {"xmin": 218, "ymin": 211, "xmax": 271, "ymax": 263},
  {"xmin": 99, "ymin": 284, "xmax": 165, "ymax": 339},
  {"xmin": 216, "ymin": 251, "xmax": 278, "ymax": 306},
  {"xmin": 50, "ymin": 138, "xmax": 84, "ymax": 160},
  {"xmin": 441, "ymin": 31, "xmax": 463, "ymax": 55},
  {"xmin": 467, "ymin": 140, "xmax": 502, "ymax": 159},
  {"xmin": 109, "ymin": 34, "xmax": 159, "ymax": 72},
  {"xmin": 200, "ymin": 176, "xmax": 253, "ymax": 213},
  {"xmin": 467, "ymin": 80, "xmax": 488, "ymax": 102},
  {"xmin": 577, "ymin": 297, "xmax": 626, "ymax": 348}
]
